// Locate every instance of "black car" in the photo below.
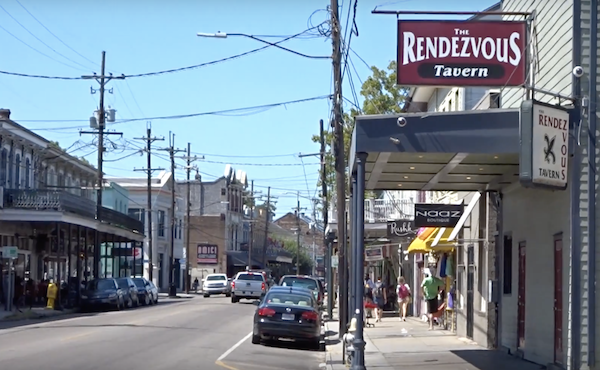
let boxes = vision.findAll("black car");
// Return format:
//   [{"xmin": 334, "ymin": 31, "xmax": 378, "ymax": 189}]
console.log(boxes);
[
  {"xmin": 252, "ymin": 286, "xmax": 322, "ymax": 349},
  {"xmin": 81, "ymin": 278, "xmax": 125, "ymax": 311},
  {"xmin": 131, "ymin": 277, "xmax": 155, "ymax": 306},
  {"xmin": 115, "ymin": 277, "xmax": 140, "ymax": 308},
  {"xmin": 267, "ymin": 286, "xmax": 317, "ymax": 309}
]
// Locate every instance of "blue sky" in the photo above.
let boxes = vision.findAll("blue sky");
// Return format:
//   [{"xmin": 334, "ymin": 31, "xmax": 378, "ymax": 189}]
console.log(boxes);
[{"xmin": 0, "ymin": 0, "xmax": 496, "ymax": 217}]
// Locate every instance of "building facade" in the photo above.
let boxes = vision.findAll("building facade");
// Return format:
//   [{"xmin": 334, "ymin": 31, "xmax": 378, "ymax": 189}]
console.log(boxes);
[
  {"xmin": 109, "ymin": 171, "xmax": 184, "ymax": 291},
  {"xmin": 0, "ymin": 108, "xmax": 144, "ymax": 306}
]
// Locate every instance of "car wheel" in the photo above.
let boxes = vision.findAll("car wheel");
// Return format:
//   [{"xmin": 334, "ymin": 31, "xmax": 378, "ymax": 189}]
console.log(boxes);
[
  {"xmin": 311, "ymin": 339, "xmax": 323, "ymax": 351},
  {"xmin": 225, "ymin": 292, "xmax": 231, "ymax": 297},
  {"xmin": 127, "ymin": 298, "xmax": 133, "ymax": 308},
  {"xmin": 251, "ymin": 334, "xmax": 261, "ymax": 344},
  {"xmin": 203, "ymin": 294, "xmax": 210, "ymax": 298},
  {"xmin": 231, "ymin": 295, "xmax": 238, "ymax": 303},
  {"xmin": 144, "ymin": 295, "xmax": 150, "ymax": 306}
]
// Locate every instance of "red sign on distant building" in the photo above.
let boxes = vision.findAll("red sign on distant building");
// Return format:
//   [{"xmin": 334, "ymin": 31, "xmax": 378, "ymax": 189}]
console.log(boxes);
[
  {"xmin": 397, "ymin": 20, "xmax": 527, "ymax": 87},
  {"xmin": 197, "ymin": 244, "xmax": 218, "ymax": 264}
]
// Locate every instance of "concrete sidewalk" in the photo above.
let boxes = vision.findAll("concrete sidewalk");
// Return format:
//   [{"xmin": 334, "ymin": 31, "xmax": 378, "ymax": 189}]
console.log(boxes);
[
  {"xmin": 324, "ymin": 316, "xmax": 545, "ymax": 370},
  {"xmin": 0, "ymin": 307, "xmax": 77, "ymax": 321}
]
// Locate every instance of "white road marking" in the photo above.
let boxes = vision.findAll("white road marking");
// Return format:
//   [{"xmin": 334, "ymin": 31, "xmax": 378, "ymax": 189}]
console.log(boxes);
[{"xmin": 217, "ymin": 331, "xmax": 253, "ymax": 362}]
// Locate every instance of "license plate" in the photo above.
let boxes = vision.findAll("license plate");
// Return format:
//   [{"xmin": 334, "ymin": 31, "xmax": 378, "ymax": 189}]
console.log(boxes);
[
  {"xmin": 282, "ymin": 313, "xmax": 295, "ymax": 321},
  {"xmin": 246, "ymin": 283, "xmax": 251, "ymax": 286}
]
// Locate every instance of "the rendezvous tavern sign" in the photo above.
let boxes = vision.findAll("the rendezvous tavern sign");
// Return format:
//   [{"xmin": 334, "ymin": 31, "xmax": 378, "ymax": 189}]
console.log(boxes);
[
  {"xmin": 397, "ymin": 20, "xmax": 527, "ymax": 86},
  {"xmin": 519, "ymin": 100, "xmax": 570, "ymax": 190}
]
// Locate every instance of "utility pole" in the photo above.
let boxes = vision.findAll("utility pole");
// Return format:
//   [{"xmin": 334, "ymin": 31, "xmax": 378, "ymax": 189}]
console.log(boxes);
[
  {"xmin": 248, "ymin": 180, "xmax": 255, "ymax": 269},
  {"xmin": 261, "ymin": 186, "xmax": 271, "ymax": 268},
  {"xmin": 330, "ymin": 0, "xmax": 348, "ymax": 335},
  {"xmin": 182, "ymin": 143, "xmax": 201, "ymax": 293},
  {"xmin": 296, "ymin": 193, "xmax": 301, "ymax": 275},
  {"xmin": 320, "ymin": 118, "xmax": 334, "ymax": 318},
  {"xmin": 134, "ymin": 126, "xmax": 164, "ymax": 283},
  {"xmin": 80, "ymin": 51, "xmax": 124, "ymax": 278},
  {"xmin": 160, "ymin": 133, "xmax": 185, "ymax": 297}
]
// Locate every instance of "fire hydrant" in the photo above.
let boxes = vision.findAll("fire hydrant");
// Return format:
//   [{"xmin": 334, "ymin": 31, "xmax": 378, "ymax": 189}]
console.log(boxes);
[{"xmin": 46, "ymin": 281, "xmax": 58, "ymax": 309}]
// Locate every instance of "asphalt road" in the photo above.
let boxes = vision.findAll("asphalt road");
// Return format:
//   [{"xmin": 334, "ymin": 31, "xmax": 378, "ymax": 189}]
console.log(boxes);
[{"xmin": 0, "ymin": 295, "xmax": 326, "ymax": 370}]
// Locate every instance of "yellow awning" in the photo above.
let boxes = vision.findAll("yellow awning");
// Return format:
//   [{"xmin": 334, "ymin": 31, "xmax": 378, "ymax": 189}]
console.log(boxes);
[{"xmin": 407, "ymin": 227, "xmax": 456, "ymax": 254}]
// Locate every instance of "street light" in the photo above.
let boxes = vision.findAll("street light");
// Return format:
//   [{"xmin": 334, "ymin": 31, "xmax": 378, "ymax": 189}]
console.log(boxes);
[{"xmin": 196, "ymin": 32, "xmax": 330, "ymax": 59}]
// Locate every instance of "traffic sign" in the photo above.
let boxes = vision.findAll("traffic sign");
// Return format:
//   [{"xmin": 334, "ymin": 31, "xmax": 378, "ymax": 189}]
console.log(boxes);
[{"xmin": 1, "ymin": 246, "xmax": 18, "ymax": 259}]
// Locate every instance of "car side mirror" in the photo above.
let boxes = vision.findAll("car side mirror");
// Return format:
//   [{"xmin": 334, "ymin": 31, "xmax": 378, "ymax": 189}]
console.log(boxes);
[
  {"xmin": 130, "ymin": 285, "xmax": 135, "ymax": 289},
  {"xmin": 252, "ymin": 300, "xmax": 260, "ymax": 306}
]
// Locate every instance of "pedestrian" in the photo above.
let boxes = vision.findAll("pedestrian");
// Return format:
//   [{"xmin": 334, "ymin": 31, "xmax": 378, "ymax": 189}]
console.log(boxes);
[
  {"xmin": 397, "ymin": 276, "xmax": 411, "ymax": 321},
  {"xmin": 421, "ymin": 271, "xmax": 445, "ymax": 330},
  {"xmin": 364, "ymin": 275, "xmax": 375, "ymax": 318},
  {"xmin": 372, "ymin": 276, "xmax": 386, "ymax": 323},
  {"xmin": 192, "ymin": 278, "xmax": 199, "ymax": 292}
]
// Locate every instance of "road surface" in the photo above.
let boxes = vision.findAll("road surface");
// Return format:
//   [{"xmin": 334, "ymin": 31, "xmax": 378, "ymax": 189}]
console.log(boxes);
[{"xmin": 0, "ymin": 296, "xmax": 326, "ymax": 370}]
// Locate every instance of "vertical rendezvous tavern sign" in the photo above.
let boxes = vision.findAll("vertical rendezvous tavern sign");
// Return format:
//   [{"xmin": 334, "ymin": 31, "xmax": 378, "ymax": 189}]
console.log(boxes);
[
  {"xmin": 519, "ymin": 100, "xmax": 570, "ymax": 190},
  {"xmin": 396, "ymin": 20, "xmax": 527, "ymax": 86}
]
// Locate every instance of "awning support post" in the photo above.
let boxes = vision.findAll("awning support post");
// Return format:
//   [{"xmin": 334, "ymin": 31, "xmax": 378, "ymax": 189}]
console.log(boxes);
[
  {"xmin": 351, "ymin": 152, "xmax": 367, "ymax": 370},
  {"xmin": 349, "ymin": 175, "xmax": 357, "ymax": 318}
]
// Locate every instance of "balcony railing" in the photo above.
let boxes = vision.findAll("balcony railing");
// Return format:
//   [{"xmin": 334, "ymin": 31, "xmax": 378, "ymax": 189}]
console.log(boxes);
[
  {"xmin": 4, "ymin": 189, "xmax": 144, "ymax": 233},
  {"xmin": 328, "ymin": 199, "xmax": 414, "ymax": 224}
]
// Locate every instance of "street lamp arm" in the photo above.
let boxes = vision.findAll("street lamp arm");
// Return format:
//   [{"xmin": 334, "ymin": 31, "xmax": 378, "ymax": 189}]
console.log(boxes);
[{"xmin": 197, "ymin": 32, "xmax": 330, "ymax": 60}]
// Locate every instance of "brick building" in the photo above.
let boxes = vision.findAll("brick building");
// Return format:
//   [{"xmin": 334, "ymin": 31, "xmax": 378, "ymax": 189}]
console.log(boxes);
[{"xmin": 187, "ymin": 215, "xmax": 227, "ymax": 281}]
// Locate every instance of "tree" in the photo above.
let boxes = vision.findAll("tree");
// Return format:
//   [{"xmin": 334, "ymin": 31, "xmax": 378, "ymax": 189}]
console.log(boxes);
[
  {"xmin": 49, "ymin": 140, "xmax": 64, "ymax": 151},
  {"xmin": 279, "ymin": 238, "xmax": 313, "ymax": 275},
  {"xmin": 311, "ymin": 60, "xmax": 408, "ymax": 203}
]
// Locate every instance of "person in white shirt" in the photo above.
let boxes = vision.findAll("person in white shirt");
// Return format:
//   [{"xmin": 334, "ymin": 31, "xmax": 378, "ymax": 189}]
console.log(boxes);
[{"xmin": 397, "ymin": 276, "xmax": 411, "ymax": 321}]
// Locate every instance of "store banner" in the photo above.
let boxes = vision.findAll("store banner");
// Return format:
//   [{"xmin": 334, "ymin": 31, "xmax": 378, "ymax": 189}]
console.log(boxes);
[
  {"xmin": 197, "ymin": 244, "xmax": 218, "ymax": 264},
  {"xmin": 365, "ymin": 246, "xmax": 384, "ymax": 262},
  {"xmin": 414, "ymin": 203, "xmax": 464, "ymax": 228},
  {"xmin": 387, "ymin": 219, "xmax": 417, "ymax": 239}
]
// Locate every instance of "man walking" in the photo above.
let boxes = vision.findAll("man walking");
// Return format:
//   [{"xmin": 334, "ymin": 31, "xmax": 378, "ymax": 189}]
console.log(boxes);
[
  {"xmin": 421, "ymin": 270, "xmax": 445, "ymax": 330},
  {"xmin": 373, "ymin": 276, "xmax": 386, "ymax": 323}
]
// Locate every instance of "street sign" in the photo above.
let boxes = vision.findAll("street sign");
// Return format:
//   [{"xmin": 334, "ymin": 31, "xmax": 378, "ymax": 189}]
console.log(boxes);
[
  {"xmin": 0, "ymin": 246, "xmax": 18, "ymax": 259},
  {"xmin": 331, "ymin": 255, "xmax": 339, "ymax": 268}
]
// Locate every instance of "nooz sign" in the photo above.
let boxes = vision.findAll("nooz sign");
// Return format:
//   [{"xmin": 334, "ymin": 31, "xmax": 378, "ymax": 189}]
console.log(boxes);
[
  {"xmin": 397, "ymin": 20, "xmax": 527, "ymax": 86},
  {"xmin": 519, "ymin": 99, "xmax": 570, "ymax": 190},
  {"xmin": 414, "ymin": 203, "xmax": 464, "ymax": 228}
]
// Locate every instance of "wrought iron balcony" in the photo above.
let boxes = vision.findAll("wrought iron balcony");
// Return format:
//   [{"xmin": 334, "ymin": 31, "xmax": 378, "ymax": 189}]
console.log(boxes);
[
  {"xmin": 4, "ymin": 189, "xmax": 144, "ymax": 233},
  {"xmin": 328, "ymin": 198, "xmax": 414, "ymax": 224}
]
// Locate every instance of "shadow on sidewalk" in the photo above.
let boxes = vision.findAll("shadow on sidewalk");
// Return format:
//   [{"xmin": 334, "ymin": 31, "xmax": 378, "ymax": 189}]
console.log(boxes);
[
  {"xmin": 0, "ymin": 311, "xmax": 99, "ymax": 331},
  {"xmin": 450, "ymin": 350, "xmax": 546, "ymax": 370}
]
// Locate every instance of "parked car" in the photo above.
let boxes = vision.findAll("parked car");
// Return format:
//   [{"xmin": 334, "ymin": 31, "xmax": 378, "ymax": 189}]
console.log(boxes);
[
  {"xmin": 81, "ymin": 278, "xmax": 125, "ymax": 311},
  {"xmin": 252, "ymin": 286, "xmax": 323, "ymax": 349},
  {"xmin": 115, "ymin": 277, "xmax": 139, "ymax": 308},
  {"xmin": 202, "ymin": 273, "xmax": 231, "ymax": 298},
  {"xmin": 279, "ymin": 275, "xmax": 323, "ymax": 307},
  {"xmin": 231, "ymin": 271, "xmax": 267, "ymax": 303},
  {"xmin": 267, "ymin": 286, "xmax": 318, "ymax": 309},
  {"xmin": 146, "ymin": 279, "xmax": 159, "ymax": 304},
  {"xmin": 131, "ymin": 277, "xmax": 157, "ymax": 305}
]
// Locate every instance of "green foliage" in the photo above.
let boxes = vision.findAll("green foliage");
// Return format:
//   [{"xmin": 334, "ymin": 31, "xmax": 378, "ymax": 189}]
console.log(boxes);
[
  {"xmin": 278, "ymin": 238, "xmax": 313, "ymax": 274},
  {"xmin": 78, "ymin": 157, "xmax": 92, "ymax": 166},
  {"xmin": 311, "ymin": 61, "xmax": 408, "ymax": 203},
  {"xmin": 49, "ymin": 141, "xmax": 64, "ymax": 151}
]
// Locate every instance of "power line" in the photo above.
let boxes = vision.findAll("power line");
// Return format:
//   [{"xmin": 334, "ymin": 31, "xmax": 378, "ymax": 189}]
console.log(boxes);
[
  {"xmin": 203, "ymin": 159, "xmax": 319, "ymax": 167},
  {"xmin": 0, "ymin": 4, "xmax": 91, "ymax": 70},
  {"xmin": 16, "ymin": 95, "xmax": 332, "ymax": 125},
  {"xmin": 14, "ymin": 0, "xmax": 100, "ymax": 67}
]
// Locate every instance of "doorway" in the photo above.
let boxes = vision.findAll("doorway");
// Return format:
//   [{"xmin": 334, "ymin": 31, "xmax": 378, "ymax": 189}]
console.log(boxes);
[
  {"xmin": 466, "ymin": 245, "xmax": 475, "ymax": 339},
  {"xmin": 517, "ymin": 241, "xmax": 526, "ymax": 350},
  {"xmin": 554, "ymin": 234, "xmax": 564, "ymax": 365}
]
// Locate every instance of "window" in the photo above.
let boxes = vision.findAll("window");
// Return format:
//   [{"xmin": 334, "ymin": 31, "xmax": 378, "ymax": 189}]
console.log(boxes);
[
  {"xmin": 158, "ymin": 210, "xmax": 165, "ymax": 237},
  {"xmin": 0, "ymin": 148, "xmax": 6, "ymax": 186},
  {"xmin": 178, "ymin": 219, "xmax": 183, "ymax": 239},
  {"xmin": 24, "ymin": 158, "xmax": 30, "ymax": 189},
  {"xmin": 48, "ymin": 168, "xmax": 55, "ymax": 187},
  {"xmin": 503, "ymin": 235, "xmax": 513, "ymax": 295},
  {"xmin": 128, "ymin": 208, "xmax": 146, "ymax": 226},
  {"xmin": 14, "ymin": 153, "xmax": 20, "ymax": 189},
  {"xmin": 174, "ymin": 218, "xmax": 178, "ymax": 239},
  {"xmin": 221, "ymin": 188, "xmax": 226, "ymax": 196}
]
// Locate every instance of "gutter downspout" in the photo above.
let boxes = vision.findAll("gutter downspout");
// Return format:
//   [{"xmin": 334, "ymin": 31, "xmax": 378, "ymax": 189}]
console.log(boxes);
[
  {"xmin": 588, "ymin": 0, "xmax": 598, "ymax": 365},
  {"xmin": 571, "ymin": 1, "xmax": 583, "ymax": 368}
]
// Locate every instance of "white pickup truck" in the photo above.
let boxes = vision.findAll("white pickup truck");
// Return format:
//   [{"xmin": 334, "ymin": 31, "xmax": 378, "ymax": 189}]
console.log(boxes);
[{"xmin": 230, "ymin": 271, "xmax": 267, "ymax": 303}]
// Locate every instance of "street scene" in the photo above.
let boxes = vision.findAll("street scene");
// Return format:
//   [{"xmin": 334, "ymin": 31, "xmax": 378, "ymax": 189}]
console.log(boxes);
[{"xmin": 1, "ymin": 0, "xmax": 599, "ymax": 369}]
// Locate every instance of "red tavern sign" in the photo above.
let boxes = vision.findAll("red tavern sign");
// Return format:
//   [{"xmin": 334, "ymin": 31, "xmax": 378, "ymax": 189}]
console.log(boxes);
[{"xmin": 397, "ymin": 21, "xmax": 527, "ymax": 87}]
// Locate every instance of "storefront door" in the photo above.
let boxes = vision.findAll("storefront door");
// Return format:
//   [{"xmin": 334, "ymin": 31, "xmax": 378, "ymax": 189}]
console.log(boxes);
[
  {"xmin": 517, "ymin": 242, "xmax": 526, "ymax": 350},
  {"xmin": 466, "ymin": 245, "xmax": 474, "ymax": 339},
  {"xmin": 554, "ymin": 235, "xmax": 563, "ymax": 365}
]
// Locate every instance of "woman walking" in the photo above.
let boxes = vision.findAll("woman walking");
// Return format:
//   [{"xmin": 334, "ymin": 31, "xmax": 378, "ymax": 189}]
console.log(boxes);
[{"xmin": 397, "ymin": 276, "xmax": 411, "ymax": 321}]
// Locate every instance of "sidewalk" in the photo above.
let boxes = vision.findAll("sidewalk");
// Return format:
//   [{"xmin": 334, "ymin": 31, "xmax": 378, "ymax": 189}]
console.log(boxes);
[
  {"xmin": 158, "ymin": 292, "xmax": 197, "ymax": 299},
  {"xmin": 0, "ymin": 307, "xmax": 77, "ymax": 321},
  {"xmin": 324, "ymin": 315, "xmax": 545, "ymax": 370}
]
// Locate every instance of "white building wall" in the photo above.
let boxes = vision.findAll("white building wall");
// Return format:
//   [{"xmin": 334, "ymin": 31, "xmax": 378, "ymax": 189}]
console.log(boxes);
[{"xmin": 500, "ymin": 183, "xmax": 570, "ymax": 366}]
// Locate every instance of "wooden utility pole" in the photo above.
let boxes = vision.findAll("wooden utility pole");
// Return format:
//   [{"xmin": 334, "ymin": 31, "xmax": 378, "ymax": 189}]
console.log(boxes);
[
  {"xmin": 295, "ymin": 194, "xmax": 301, "ymax": 275},
  {"xmin": 182, "ymin": 143, "xmax": 201, "ymax": 293},
  {"xmin": 80, "ymin": 51, "xmax": 124, "ymax": 278},
  {"xmin": 261, "ymin": 186, "xmax": 271, "ymax": 267},
  {"xmin": 160, "ymin": 133, "xmax": 185, "ymax": 297},
  {"xmin": 248, "ymin": 180, "xmax": 255, "ymax": 269},
  {"xmin": 330, "ymin": 0, "xmax": 347, "ymax": 334},
  {"xmin": 134, "ymin": 126, "xmax": 164, "ymax": 282}
]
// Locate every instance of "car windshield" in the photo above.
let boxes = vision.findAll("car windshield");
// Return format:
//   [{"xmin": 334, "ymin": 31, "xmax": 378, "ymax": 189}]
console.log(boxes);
[
  {"xmin": 237, "ymin": 274, "xmax": 264, "ymax": 281},
  {"xmin": 132, "ymin": 278, "xmax": 146, "ymax": 288},
  {"xmin": 207, "ymin": 275, "xmax": 226, "ymax": 281},
  {"xmin": 87, "ymin": 279, "xmax": 115, "ymax": 291},
  {"xmin": 265, "ymin": 293, "xmax": 314, "ymax": 307},
  {"xmin": 281, "ymin": 277, "xmax": 317, "ymax": 290}
]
